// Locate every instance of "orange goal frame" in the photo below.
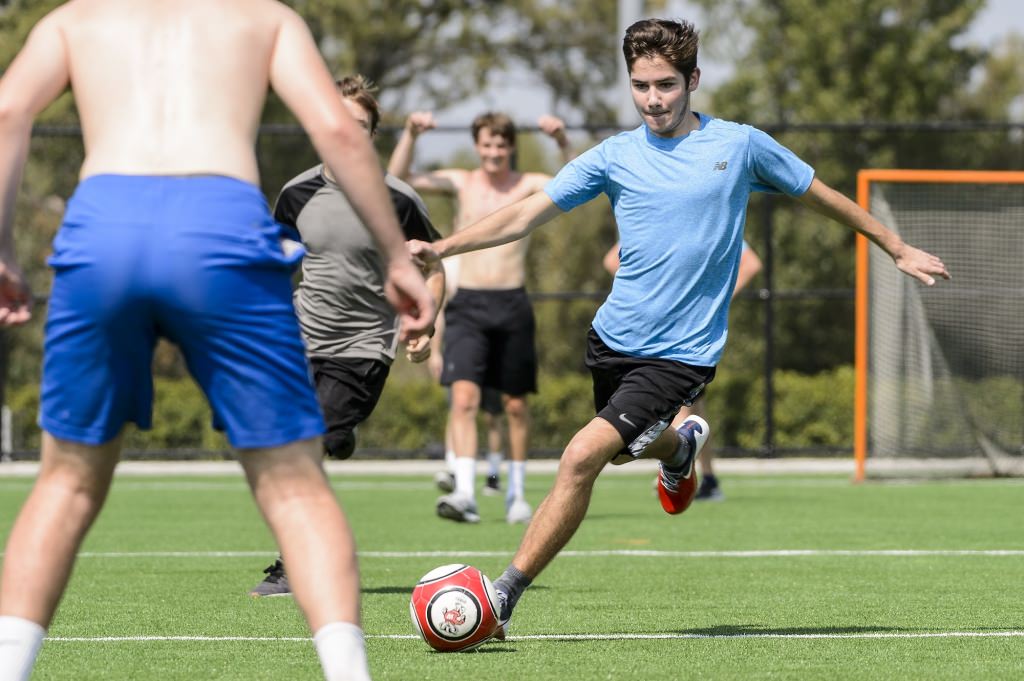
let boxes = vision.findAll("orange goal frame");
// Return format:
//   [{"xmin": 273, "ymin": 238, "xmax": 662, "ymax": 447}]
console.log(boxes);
[{"xmin": 854, "ymin": 170, "xmax": 1024, "ymax": 481}]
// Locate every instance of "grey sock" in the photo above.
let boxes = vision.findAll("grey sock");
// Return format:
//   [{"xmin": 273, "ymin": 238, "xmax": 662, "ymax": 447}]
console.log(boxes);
[
  {"xmin": 664, "ymin": 430, "xmax": 692, "ymax": 472},
  {"xmin": 493, "ymin": 565, "xmax": 532, "ymax": 618}
]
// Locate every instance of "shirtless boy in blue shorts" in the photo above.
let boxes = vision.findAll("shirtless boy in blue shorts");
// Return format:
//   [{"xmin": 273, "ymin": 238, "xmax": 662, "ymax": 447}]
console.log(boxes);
[{"xmin": 0, "ymin": 2, "xmax": 433, "ymax": 680}]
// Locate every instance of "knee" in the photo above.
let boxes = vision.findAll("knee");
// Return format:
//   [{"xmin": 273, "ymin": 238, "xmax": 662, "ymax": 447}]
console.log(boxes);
[
  {"xmin": 503, "ymin": 397, "xmax": 529, "ymax": 423},
  {"xmin": 323, "ymin": 430, "xmax": 356, "ymax": 460},
  {"xmin": 559, "ymin": 441, "xmax": 605, "ymax": 486},
  {"xmin": 37, "ymin": 468, "xmax": 110, "ymax": 521},
  {"xmin": 450, "ymin": 395, "xmax": 479, "ymax": 420}
]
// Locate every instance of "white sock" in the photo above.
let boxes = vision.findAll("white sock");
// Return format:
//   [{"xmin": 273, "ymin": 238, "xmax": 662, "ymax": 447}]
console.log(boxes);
[
  {"xmin": 0, "ymin": 615, "xmax": 46, "ymax": 681},
  {"xmin": 453, "ymin": 456, "xmax": 476, "ymax": 499},
  {"xmin": 507, "ymin": 460, "xmax": 526, "ymax": 502},
  {"xmin": 444, "ymin": 449, "xmax": 456, "ymax": 471},
  {"xmin": 486, "ymin": 451, "xmax": 503, "ymax": 477},
  {"xmin": 313, "ymin": 621, "xmax": 370, "ymax": 681}
]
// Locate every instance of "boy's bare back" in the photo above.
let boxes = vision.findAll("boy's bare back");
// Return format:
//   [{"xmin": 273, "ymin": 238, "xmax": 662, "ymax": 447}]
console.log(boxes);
[{"xmin": 30, "ymin": 0, "xmax": 328, "ymax": 183}]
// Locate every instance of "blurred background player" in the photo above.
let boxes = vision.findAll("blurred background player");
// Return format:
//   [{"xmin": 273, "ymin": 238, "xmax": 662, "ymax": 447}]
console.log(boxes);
[
  {"xmin": 407, "ymin": 17, "xmax": 949, "ymax": 639},
  {"xmin": 0, "ymin": 4, "xmax": 434, "ymax": 680},
  {"xmin": 249, "ymin": 75, "xmax": 445, "ymax": 597},
  {"xmin": 430, "ymin": 257, "xmax": 513, "ymax": 510},
  {"xmin": 603, "ymin": 239, "xmax": 763, "ymax": 500},
  {"xmin": 389, "ymin": 111, "xmax": 575, "ymax": 524}
]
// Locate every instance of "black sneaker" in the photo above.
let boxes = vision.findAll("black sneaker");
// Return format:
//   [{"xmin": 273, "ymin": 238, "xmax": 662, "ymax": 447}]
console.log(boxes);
[
  {"xmin": 695, "ymin": 474, "xmax": 724, "ymax": 502},
  {"xmin": 482, "ymin": 473, "xmax": 501, "ymax": 496},
  {"xmin": 248, "ymin": 558, "xmax": 292, "ymax": 597}
]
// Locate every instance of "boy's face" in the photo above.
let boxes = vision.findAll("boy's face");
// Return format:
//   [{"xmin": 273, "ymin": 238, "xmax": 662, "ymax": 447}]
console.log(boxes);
[
  {"xmin": 474, "ymin": 127, "xmax": 514, "ymax": 174},
  {"xmin": 629, "ymin": 55, "xmax": 699, "ymax": 138}
]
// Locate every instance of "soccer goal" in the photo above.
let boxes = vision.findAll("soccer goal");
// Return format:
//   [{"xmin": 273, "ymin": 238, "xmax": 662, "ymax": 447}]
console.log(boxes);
[{"xmin": 855, "ymin": 170, "xmax": 1024, "ymax": 480}]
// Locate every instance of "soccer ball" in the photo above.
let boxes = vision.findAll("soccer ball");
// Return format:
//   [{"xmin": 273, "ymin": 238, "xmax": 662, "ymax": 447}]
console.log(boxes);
[{"xmin": 409, "ymin": 563, "xmax": 500, "ymax": 652}]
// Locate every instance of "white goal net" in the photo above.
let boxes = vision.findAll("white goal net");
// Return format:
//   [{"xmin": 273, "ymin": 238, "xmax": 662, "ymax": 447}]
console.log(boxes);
[{"xmin": 860, "ymin": 171, "xmax": 1024, "ymax": 477}]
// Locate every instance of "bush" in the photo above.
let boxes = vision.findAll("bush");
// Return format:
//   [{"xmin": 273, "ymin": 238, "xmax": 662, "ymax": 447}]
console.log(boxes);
[
  {"xmin": 4, "ymin": 366, "xmax": 857, "ymax": 456},
  {"xmin": 5, "ymin": 378, "xmax": 227, "ymax": 453}
]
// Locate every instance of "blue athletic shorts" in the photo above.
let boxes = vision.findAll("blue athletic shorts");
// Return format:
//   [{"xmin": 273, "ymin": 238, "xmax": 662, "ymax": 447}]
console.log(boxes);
[{"xmin": 40, "ymin": 174, "xmax": 325, "ymax": 448}]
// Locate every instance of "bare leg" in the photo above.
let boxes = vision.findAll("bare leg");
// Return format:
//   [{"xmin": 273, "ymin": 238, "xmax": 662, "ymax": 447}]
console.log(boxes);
[
  {"xmin": 503, "ymin": 395, "xmax": 529, "ymax": 464},
  {"xmin": 484, "ymin": 412, "xmax": 503, "ymax": 456},
  {"xmin": 1, "ymin": 432, "xmax": 121, "ymax": 626},
  {"xmin": 510, "ymin": 418, "xmax": 679, "ymax": 578},
  {"xmin": 239, "ymin": 437, "xmax": 359, "ymax": 630},
  {"xmin": 448, "ymin": 380, "xmax": 481, "ymax": 498},
  {"xmin": 449, "ymin": 380, "xmax": 481, "ymax": 463}
]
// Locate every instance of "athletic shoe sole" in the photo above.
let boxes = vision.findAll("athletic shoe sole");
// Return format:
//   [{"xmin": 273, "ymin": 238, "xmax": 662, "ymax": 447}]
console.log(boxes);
[{"xmin": 436, "ymin": 495, "xmax": 481, "ymax": 523}]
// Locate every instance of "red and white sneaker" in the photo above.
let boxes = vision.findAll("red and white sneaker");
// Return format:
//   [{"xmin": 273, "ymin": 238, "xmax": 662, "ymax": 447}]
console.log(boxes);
[{"xmin": 656, "ymin": 415, "xmax": 710, "ymax": 515}]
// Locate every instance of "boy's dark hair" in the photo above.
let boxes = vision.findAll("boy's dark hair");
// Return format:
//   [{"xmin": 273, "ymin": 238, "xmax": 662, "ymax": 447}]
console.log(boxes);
[
  {"xmin": 623, "ymin": 19, "xmax": 699, "ymax": 83},
  {"xmin": 471, "ymin": 111, "xmax": 516, "ymax": 146},
  {"xmin": 335, "ymin": 75, "xmax": 380, "ymax": 134}
]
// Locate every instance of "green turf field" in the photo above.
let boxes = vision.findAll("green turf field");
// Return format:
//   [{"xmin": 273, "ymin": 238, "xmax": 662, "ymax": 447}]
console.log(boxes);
[{"xmin": 1, "ymin": 470, "xmax": 1022, "ymax": 680}]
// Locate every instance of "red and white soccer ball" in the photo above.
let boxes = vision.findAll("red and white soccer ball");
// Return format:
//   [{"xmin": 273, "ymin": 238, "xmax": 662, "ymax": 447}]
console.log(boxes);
[{"xmin": 409, "ymin": 563, "xmax": 500, "ymax": 652}]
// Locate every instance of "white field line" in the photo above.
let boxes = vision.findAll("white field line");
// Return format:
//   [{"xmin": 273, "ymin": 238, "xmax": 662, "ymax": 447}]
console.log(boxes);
[
  {"xmin": 45, "ymin": 631, "xmax": 1024, "ymax": 643},
  {"xmin": 11, "ymin": 549, "xmax": 1021, "ymax": 559}
]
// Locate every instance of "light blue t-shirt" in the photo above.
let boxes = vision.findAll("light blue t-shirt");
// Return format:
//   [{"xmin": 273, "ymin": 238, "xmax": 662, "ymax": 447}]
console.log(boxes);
[{"xmin": 545, "ymin": 113, "xmax": 813, "ymax": 365}]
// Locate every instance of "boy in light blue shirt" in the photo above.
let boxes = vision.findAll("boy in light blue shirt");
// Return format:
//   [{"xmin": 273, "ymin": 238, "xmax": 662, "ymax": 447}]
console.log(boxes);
[
  {"xmin": 558, "ymin": 114, "xmax": 812, "ymax": 365},
  {"xmin": 408, "ymin": 18, "xmax": 949, "ymax": 640}
]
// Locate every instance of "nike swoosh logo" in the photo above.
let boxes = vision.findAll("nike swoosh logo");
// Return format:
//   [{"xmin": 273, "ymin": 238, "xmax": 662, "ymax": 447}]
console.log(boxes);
[{"xmin": 619, "ymin": 413, "xmax": 636, "ymax": 427}]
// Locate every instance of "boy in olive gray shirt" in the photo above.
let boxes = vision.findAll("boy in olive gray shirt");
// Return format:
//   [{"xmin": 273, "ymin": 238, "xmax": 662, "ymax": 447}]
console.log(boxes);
[{"xmin": 250, "ymin": 76, "xmax": 444, "ymax": 597}]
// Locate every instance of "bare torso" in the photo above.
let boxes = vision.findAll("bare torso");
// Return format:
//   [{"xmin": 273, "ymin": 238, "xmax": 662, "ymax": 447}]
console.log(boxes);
[
  {"xmin": 55, "ymin": 0, "xmax": 289, "ymax": 184},
  {"xmin": 451, "ymin": 169, "xmax": 548, "ymax": 289}
]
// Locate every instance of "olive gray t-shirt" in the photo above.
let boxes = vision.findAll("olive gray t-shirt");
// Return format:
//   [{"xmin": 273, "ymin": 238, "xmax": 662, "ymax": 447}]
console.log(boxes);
[{"xmin": 274, "ymin": 167, "xmax": 439, "ymax": 363}]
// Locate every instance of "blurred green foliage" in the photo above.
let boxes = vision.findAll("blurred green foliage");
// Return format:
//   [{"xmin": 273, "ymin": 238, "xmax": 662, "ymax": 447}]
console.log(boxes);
[{"xmin": 1, "ymin": 1, "xmax": 1021, "ymax": 454}]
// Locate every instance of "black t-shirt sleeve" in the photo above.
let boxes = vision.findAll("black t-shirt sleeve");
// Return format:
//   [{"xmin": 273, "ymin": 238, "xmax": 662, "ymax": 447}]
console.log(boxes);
[
  {"xmin": 273, "ymin": 176, "xmax": 325, "ymax": 240},
  {"xmin": 391, "ymin": 191, "xmax": 442, "ymax": 242},
  {"xmin": 273, "ymin": 188, "xmax": 301, "ymax": 231}
]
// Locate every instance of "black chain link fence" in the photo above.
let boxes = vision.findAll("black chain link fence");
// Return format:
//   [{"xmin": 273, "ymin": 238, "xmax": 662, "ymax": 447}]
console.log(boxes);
[{"xmin": 2, "ymin": 121, "xmax": 1021, "ymax": 460}]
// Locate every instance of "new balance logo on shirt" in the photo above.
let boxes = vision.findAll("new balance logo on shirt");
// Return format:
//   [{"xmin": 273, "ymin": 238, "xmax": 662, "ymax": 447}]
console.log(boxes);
[{"xmin": 713, "ymin": 161, "xmax": 728, "ymax": 171}]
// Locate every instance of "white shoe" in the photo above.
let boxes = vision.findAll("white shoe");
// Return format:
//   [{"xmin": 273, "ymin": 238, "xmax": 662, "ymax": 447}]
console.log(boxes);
[
  {"xmin": 505, "ymin": 498, "xmax": 533, "ymax": 524},
  {"xmin": 433, "ymin": 470, "xmax": 455, "ymax": 493},
  {"xmin": 436, "ymin": 492, "xmax": 480, "ymax": 523}
]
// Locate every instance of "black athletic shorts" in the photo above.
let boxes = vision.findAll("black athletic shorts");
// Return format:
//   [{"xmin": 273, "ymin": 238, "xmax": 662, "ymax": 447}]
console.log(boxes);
[
  {"xmin": 585, "ymin": 327, "xmax": 715, "ymax": 459},
  {"xmin": 480, "ymin": 387, "xmax": 503, "ymax": 415},
  {"xmin": 441, "ymin": 287, "xmax": 537, "ymax": 396},
  {"xmin": 310, "ymin": 356, "xmax": 390, "ymax": 459}
]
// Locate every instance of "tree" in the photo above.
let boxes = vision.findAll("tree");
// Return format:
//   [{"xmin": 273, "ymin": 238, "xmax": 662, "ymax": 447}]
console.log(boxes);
[{"xmin": 690, "ymin": 0, "xmax": 1005, "ymax": 373}]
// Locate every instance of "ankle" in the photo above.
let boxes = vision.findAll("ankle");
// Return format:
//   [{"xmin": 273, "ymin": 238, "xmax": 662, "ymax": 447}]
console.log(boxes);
[
  {"xmin": 314, "ymin": 621, "xmax": 369, "ymax": 681},
  {"xmin": 663, "ymin": 430, "xmax": 691, "ymax": 471},
  {"xmin": 494, "ymin": 565, "xmax": 532, "ymax": 617}
]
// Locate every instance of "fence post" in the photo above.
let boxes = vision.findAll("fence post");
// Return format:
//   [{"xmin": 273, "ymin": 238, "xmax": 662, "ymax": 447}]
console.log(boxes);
[
  {"xmin": 761, "ymin": 197, "xmax": 776, "ymax": 457},
  {"xmin": 1, "ymin": 405, "xmax": 11, "ymax": 462},
  {"xmin": 0, "ymin": 330, "xmax": 7, "ymax": 462}
]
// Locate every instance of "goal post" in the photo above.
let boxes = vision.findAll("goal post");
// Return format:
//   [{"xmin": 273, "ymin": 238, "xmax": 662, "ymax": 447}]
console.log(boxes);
[{"xmin": 855, "ymin": 170, "xmax": 1024, "ymax": 480}]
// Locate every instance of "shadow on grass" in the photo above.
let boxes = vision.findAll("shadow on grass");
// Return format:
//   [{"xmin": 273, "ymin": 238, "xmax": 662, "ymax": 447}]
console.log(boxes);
[
  {"xmin": 363, "ymin": 584, "xmax": 550, "ymax": 596},
  {"xmin": 675, "ymin": 624, "xmax": 902, "ymax": 636},
  {"xmin": 426, "ymin": 646, "xmax": 514, "ymax": 654},
  {"xmin": 362, "ymin": 586, "xmax": 412, "ymax": 595}
]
